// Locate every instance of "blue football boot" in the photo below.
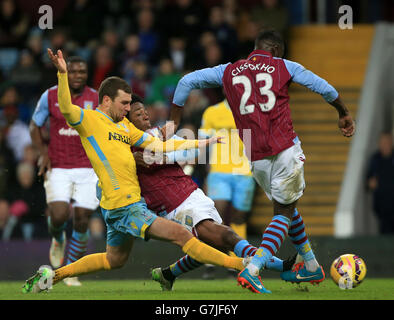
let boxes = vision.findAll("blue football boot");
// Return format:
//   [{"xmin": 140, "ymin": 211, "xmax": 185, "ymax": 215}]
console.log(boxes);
[
  {"xmin": 237, "ymin": 268, "xmax": 271, "ymax": 294},
  {"xmin": 280, "ymin": 262, "xmax": 325, "ymax": 285}
]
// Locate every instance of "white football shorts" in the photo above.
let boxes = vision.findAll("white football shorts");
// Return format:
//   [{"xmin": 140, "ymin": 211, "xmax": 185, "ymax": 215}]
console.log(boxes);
[
  {"xmin": 165, "ymin": 188, "xmax": 222, "ymax": 234},
  {"xmin": 44, "ymin": 168, "xmax": 99, "ymax": 210},
  {"xmin": 251, "ymin": 139, "xmax": 306, "ymax": 205}
]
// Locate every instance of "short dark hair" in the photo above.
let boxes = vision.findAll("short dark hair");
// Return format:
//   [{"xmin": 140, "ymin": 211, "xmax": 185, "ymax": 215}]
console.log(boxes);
[
  {"xmin": 98, "ymin": 77, "xmax": 131, "ymax": 103},
  {"xmin": 67, "ymin": 56, "xmax": 87, "ymax": 65},
  {"xmin": 131, "ymin": 94, "xmax": 144, "ymax": 105},
  {"xmin": 255, "ymin": 29, "xmax": 285, "ymax": 56}
]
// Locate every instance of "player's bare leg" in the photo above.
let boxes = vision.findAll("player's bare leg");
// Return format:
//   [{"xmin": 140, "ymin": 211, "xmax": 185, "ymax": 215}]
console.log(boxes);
[
  {"xmin": 63, "ymin": 207, "xmax": 93, "ymax": 287},
  {"xmin": 201, "ymin": 200, "xmax": 229, "ymax": 279},
  {"xmin": 146, "ymin": 217, "xmax": 244, "ymax": 271},
  {"xmin": 48, "ymin": 201, "xmax": 69, "ymax": 269},
  {"xmin": 105, "ymin": 237, "xmax": 135, "ymax": 269}
]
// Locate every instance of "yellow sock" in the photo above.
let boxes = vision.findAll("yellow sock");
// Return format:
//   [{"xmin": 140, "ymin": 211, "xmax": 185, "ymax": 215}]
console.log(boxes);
[
  {"xmin": 229, "ymin": 223, "xmax": 247, "ymax": 257},
  {"xmin": 182, "ymin": 237, "xmax": 244, "ymax": 271},
  {"xmin": 230, "ymin": 223, "xmax": 247, "ymax": 239},
  {"xmin": 53, "ymin": 253, "xmax": 111, "ymax": 284}
]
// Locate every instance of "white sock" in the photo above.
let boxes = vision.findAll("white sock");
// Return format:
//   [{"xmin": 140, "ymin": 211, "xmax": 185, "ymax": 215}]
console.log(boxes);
[
  {"xmin": 304, "ymin": 258, "xmax": 319, "ymax": 272},
  {"xmin": 246, "ymin": 263, "xmax": 260, "ymax": 276}
]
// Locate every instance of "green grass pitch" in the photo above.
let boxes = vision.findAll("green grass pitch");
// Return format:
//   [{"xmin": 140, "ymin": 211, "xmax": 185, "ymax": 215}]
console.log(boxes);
[{"xmin": 1, "ymin": 278, "xmax": 394, "ymax": 300}]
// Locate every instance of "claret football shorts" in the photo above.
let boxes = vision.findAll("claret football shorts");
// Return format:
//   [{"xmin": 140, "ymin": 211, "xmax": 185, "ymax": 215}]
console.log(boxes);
[
  {"xmin": 44, "ymin": 168, "xmax": 99, "ymax": 210},
  {"xmin": 251, "ymin": 138, "xmax": 306, "ymax": 205}
]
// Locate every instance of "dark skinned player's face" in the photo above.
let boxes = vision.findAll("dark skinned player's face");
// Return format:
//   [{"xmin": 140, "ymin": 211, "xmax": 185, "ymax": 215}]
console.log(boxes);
[
  {"xmin": 67, "ymin": 62, "xmax": 88, "ymax": 92},
  {"xmin": 128, "ymin": 102, "xmax": 151, "ymax": 131}
]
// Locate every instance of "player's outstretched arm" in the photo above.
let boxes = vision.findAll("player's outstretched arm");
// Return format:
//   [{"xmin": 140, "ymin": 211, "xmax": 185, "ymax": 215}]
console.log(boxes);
[
  {"xmin": 329, "ymin": 95, "xmax": 355, "ymax": 138},
  {"xmin": 138, "ymin": 135, "xmax": 223, "ymax": 153},
  {"xmin": 47, "ymin": 49, "xmax": 82, "ymax": 125}
]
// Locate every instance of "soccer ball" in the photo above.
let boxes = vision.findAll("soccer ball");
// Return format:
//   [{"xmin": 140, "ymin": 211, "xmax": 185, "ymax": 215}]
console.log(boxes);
[{"xmin": 330, "ymin": 254, "xmax": 367, "ymax": 289}]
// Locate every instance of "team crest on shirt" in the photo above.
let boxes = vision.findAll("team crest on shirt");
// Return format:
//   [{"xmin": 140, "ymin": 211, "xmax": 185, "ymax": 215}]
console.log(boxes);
[
  {"xmin": 84, "ymin": 101, "xmax": 93, "ymax": 109},
  {"xmin": 185, "ymin": 215, "xmax": 193, "ymax": 227}
]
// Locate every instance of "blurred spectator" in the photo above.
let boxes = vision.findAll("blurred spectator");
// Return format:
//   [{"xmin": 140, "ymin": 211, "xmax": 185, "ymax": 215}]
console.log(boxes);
[
  {"xmin": 0, "ymin": 84, "xmax": 31, "ymax": 124},
  {"xmin": 146, "ymin": 57, "xmax": 181, "ymax": 106},
  {"xmin": 237, "ymin": 17, "xmax": 260, "ymax": 59},
  {"xmin": 0, "ymin": 0, "xmax": 30, "ymax": 48},
  {"xmin": 167, "ymin": 36, "xmax": 189, "ymax": 73},
  {"xmin": 26, "ymin": 29, "xmax": 45, "ymax": 67},
  {"xmin": 161, "ymin": 0, "xmax": 207, "ymax": 49},
  {"xmin": 3, "ymin": 161, "xmax": 46, "ymax": 240},
  {"xmin": 0, "ymin": 129, "xmax": 16, "ymax": 199},
  {"xmin": 250, "ymin": 0, "xmax": 290, "ymax": 45},
  {"xmin": 0, "ymin": 199, "xmax": 10, "ymax": 239},
  {"xmin": 150, "ymin": 101, "xmax": 169, "ymax": 128},
  {"xmin": 181, "ymin": 89, "xmax": 210, "ymax": 130},
  {"xmin": 134, "ymin": 8, "xmax": 160, "ymax": 64},
  {"xmin": 101, "ymin": 29, "xmax": 121, "ymax": 57},
  {"xmin": 205, "ymin": 6, "xmax": 239, "ymax": 62},
  {"xmin": 102, "ymin": 0, "xmax": 132, "ymax": 40},
  {"xmin": 129, "ymin": 60, "xmax": 151, "ymax": 100},
  {"xmin": 204, "ymin": 43, "xmax": 224, "ymax": 67},
  {"xmin": 9, "ymin": 49, "xmax": 42, "ymax": 107},
  {"xmin": 222, "ymin": 0, "xmax": 237, "ymax": 27},
  {"xmin": 0, "ymin": 104, "xmax": 32, "ymax": 162},
  {"xmin": 191, "ymin": 31, "xmax": 218, "ymax": 68},
  {"xmin": 366, "ymin": 132, "xmax": 394, "ymax": 234},
  {"xmin": 60, "ymin": 0, "xmax": 103, "ymax": 47},
  {"xmin": 119, "ymin": 35, "xmax": 147, "ymax": 84},
  {"xmin": 90, "ymin": 45, "xmax": 118, "ymax": 90}
]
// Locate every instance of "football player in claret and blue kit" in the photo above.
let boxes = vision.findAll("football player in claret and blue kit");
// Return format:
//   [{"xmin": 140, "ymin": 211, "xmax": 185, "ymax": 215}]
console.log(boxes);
[{"xmin": 165, "ymin": 29, "xmax": 355, "ymax": 293}]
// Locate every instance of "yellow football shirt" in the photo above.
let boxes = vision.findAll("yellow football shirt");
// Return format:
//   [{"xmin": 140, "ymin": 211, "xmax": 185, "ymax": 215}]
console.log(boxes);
[
  {"xmin": 200, "ymin": 100, "xmax": 252, "ymax": 176},
  {"xmin": 57, "ymin": 72, "xmax": 200, "ymax": 210}
]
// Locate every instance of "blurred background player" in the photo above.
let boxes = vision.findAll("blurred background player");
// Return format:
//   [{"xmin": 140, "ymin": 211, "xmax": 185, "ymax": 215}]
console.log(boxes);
[
  {"xmin": 199, "ymin": 98, "xmax": 256, "ymax": 279},
  {"xmin": 166, "ymin": 29, "xmax": 355, "ymax": 293},
  {"xmin": 29, "ymin": 56, "xmax": 99, "ymax": 287},
  {"xmin": 127, "ymin": 94, "xmax": 296, "ymax": 290}
]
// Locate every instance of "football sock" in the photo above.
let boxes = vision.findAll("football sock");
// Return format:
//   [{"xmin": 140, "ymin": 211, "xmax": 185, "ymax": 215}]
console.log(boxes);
[
  {"xmin": 229, "ymin": 223, "xmax": 247, "ymax": 258},
  {"xmin": 289, "ymin": 209, "xmax": 319, "ymax": 272},
  {"xmin": 53, "ymin": 253, "xmax": 111, "ymax": 284},
  {"xmin": 234, "ymin": 239, "xmax": 257, "ymax": 257},
  {"xmin": 233, "ymin": 239, "xmax": 284, "ymax": 271},
  {"xmin": 66, "ymin": 230, "xmax": 89, "ymax": 265},
  {"xmin": 247, "ymin": 215, "xmax": 290, "ymax": 276},
  {"xmin": 168, "ymin": 255, "xmax": 203, "ymax": 278},
  {"xmin": 230, "ymin": 222, "xmax": 247, "ymax": 239},
  {"xmin": 182, "ymin": 237, "xmax": 244, "ymax": 271},
  {"xmin": 47, "ymin": 216, "xmax": 66, "ymax": 243}
]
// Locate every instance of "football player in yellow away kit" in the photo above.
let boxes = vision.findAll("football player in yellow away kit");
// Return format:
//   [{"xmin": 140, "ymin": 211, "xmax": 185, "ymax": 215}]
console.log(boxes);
[{"xmin": 22, "ymin": 49, "xmax": 247, "ymax": 293}]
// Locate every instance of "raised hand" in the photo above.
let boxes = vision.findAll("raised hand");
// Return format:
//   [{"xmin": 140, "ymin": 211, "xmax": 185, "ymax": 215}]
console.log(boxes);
[{"xmin": 47, "ymin": 48, "xmax": 67, "ymax": 73}]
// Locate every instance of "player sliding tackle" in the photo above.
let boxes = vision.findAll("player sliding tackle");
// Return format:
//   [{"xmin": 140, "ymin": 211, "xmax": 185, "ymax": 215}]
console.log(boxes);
[
  {"xmin": 22, "ymin": 49, "xmax": 250, "ymax": 293},
  {"xmin": 125, "ymin": 95, "xmax": 298, "ymax": 291},
  {"xmin": 163, "ymin": 29, "xmax": 355, "ymax": 294}
]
